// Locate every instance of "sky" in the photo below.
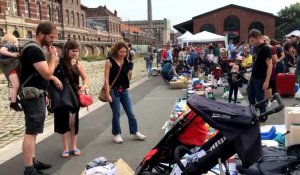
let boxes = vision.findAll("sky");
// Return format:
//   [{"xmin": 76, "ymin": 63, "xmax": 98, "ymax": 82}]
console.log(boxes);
[{"xmin": 81, "ymin": 0, "xmax": 298, "ymax": 32}]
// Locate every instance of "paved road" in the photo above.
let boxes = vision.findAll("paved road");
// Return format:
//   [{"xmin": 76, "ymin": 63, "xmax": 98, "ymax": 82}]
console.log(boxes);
[{"xmin": 0, "ymin": 76, "xmax": 299, "ymax": 175}]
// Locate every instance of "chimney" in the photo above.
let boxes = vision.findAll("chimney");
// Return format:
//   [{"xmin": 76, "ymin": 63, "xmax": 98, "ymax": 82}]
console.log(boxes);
[
  {"xmin": 103, "ymin": 5, "xmax": 106, "ymax": 9},
  {"xmin": 114, "ymin": 10, "xmax": 117, "ymax": 16}
]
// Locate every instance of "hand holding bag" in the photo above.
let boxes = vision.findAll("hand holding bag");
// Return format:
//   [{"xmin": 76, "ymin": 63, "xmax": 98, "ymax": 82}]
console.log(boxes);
[
  {"xmin": 47, "ymin": 64, "xmax": 79, "ymax": 111},
  {"xmin": 78, "ymin": 91, "xmax": 93, "ymax": 107},
  {"xmin": 98, "ymin": 64, "xmax": 122, "ymax": 102}
]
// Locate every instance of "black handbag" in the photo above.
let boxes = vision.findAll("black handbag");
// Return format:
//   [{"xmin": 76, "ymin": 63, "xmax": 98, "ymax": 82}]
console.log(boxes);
[{"xmin": 47, "ymin": 64, "xmax": 79, "ymax": 112}]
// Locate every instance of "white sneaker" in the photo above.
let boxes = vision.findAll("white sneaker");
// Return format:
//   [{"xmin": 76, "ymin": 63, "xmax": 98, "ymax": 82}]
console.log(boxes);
[
  {"xmin": 134, "ymin": 132, "xmax": 146, "ymax": 141},
  {"xmin": 113, "ymin": 134, "xmax": 123, "ymax": 143}
]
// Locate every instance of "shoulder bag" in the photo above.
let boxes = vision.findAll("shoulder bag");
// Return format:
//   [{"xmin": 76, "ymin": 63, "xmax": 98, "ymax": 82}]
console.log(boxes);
[{"xmin": 98, "ymin": 64, "xmax": 122, "ymax": 102}]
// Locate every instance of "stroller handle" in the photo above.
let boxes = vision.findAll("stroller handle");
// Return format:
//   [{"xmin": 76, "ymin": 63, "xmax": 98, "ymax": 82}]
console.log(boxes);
[{"xmin": 253, "ymin": 93, "xmax": 285, "ymax": 122}]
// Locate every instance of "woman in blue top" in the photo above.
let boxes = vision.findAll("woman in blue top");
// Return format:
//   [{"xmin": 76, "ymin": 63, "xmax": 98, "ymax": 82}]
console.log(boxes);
[{"xmin": 104, "ymin": 41, "xmax": 146, "ymax": 143}]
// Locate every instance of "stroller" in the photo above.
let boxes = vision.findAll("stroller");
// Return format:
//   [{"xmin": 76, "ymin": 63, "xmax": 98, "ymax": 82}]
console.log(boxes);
[{"xmin": 136, "ymin": 93, "xmax": 284, "ymax": 175}]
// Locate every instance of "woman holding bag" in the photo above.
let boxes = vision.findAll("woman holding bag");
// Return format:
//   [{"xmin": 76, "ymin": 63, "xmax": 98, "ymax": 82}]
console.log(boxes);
[
  {"xmin": 50, "ymin": 39, "xmax": 89, "ymax": 157},
  {"xmin": 104, "ymin": 41, "xmax": 146, "ymax": 144}
]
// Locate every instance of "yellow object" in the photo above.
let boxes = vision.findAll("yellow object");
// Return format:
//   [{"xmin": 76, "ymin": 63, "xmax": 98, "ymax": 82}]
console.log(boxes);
[
  {"xmin": 241, "ymin": 54, "xmax": 253, "ymax": 68},
  {"xmin": 170, "ymin": 80, "xmax": 186, "ymax": 89}
]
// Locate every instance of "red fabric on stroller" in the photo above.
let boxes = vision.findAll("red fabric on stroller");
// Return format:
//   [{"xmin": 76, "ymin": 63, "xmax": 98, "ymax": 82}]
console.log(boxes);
[{"xmin": 178, "ymin": 111, "xmax": 208, "ymax": 146}]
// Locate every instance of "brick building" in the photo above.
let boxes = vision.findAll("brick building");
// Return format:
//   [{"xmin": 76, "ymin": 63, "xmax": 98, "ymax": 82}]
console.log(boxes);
[
  {"xmin": 174, "ymin": 4, "xmax": 276, "ymax": 43},
  {"xmin": 0, "ymin": 0, "xmax": 121, "ymax": 42},
  {"xmin": 120, "ymin": 23, "xmax": 155, "ymax": 45}
]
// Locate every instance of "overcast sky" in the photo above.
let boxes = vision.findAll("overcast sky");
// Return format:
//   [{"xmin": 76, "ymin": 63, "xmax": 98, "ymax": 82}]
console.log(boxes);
[{"xmin": 81, "ymin": 0, "xmax": 297, "ymax": 32}]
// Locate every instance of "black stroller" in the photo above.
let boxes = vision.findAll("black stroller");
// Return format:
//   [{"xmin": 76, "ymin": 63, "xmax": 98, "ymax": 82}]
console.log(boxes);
[{"xmin": 136, "ymin": 93, "xmax": 284, "ymax": 175}]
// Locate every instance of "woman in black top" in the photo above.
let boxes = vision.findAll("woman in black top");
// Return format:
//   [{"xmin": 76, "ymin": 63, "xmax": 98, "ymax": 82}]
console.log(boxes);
[
  {"xmin": 50, "ymin": 39, "xmax": 89, "ymax": 157},
  {"xmin": 104, "ymin": 41, "xmax": 146, "ymax": 144}
]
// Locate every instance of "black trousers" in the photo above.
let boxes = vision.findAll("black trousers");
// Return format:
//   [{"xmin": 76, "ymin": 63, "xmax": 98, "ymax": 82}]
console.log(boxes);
[{"xmin": 229, "ymin": 83, "xmax": 239, "ymax": 103}]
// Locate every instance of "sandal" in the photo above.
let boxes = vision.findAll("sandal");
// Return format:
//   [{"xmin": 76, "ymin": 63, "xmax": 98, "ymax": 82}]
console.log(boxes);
[
  {"xmin": 70, "ymin": 149, "xmax": 80, "ymax": 156},
  {"xmin": 61, "ymin": 150, "xmax": 69, "ymax": 158}
]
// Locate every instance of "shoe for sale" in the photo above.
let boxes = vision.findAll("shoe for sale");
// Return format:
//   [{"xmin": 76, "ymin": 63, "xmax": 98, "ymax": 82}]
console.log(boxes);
[
  {"xmin": 33, "ymin": 159, "xmax": 52, "ymax": 170},
  {"xmin": 113, "ymin": 134, "xmax": 123, "ymax": 144},
  {"xmin": 24, "ymin": 167, "xmax": 49, "ymax": 175},
  {"xmin": 134, "ymin": 132, "xmax": 146, "ymax": 141}
]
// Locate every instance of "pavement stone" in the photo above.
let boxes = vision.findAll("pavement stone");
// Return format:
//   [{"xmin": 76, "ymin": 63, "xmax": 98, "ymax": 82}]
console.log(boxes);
[{"xmin": 0, "ymin": 56, "xmax": 148, "ymax": 148}]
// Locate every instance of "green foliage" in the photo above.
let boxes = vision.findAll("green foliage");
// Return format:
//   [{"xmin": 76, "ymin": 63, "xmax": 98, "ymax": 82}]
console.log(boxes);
[
  {"xmin": 276, "ymin": 2, "xmax": 300, "ymax": 40},
  {"xmin": 80, "ymin": 55, "xmax": 106, "ymax": 62}
]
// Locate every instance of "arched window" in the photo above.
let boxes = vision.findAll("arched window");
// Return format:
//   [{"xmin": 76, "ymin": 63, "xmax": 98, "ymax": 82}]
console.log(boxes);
[
  {"xmin": 37, "ymin": 2, "xmax": 42, "ymax": 20},
  {"xmin": 200, "ymin": 24, "xmax": 215, "ymax": 33},
  {"xmin": 47, "ymin": 5, "xmax": 52, "ymax": 21},
  {"xmin": 77, "ymin": 12, "xmax": 80, "ymax": 27},
  {"xmin": 83, "ymin": 36, "xmax": 85, "ymax": 41},
  {"xmin": 81, "ymin": 14, "xmax": 84, "ymax": 27},
  {"xmin": 248, "ymin": 22, "xmax": 265, "ymax": 35},
  {"xmin": 27, "ymin": 30, "xmax": 32, "ymax": 38},
  {"xmin": 58, "ymin": 33, "xmax": 62, "ymax": 40},
  {"xmin": 71, "ymin": 11, "xmax": 75, "ymax": 25},
  {"xmin": 224, "ymin": 15, "xmax": 240, "ymax": 43},
  {"xmin": 78, "ymin": 35, "xmax": 81, "ymax": 41},
  {"xmin": 66, "ymin": 10, "xmax": 69, "ymax": 24},
  {"xmin": 0, "ymin": 28, "xmax": 4, "ymax": 37},
  {"xmin": 73, "ymin": 35, "xmax": 76, "ymax": 40},
  {"xmin": 24, "ymin": 0, "xmax": 30, "ymax": 17},
  {"xmin": 13, "ymin": 31, "xmax": 20, "ymax": 38}
]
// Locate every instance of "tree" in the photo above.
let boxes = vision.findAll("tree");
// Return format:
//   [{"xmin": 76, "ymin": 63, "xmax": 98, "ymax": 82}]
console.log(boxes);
[{"xmin": 276, "ymin": 2, "xmax": 300, "ymax": 40}]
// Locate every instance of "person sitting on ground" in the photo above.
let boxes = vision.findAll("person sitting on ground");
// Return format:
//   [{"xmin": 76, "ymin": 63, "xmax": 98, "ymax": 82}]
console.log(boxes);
[
  {"xmin": 161, "ymin": 62, "xmax": 178, "ymax": 81},
  {"xmin": 241, "ymin": 48, "xmax": 253, "ymax": 69},
  {"xmin": 0, "ymin": 33, "xmax": 22, "ymax": 111},
  {"xmin": 175, "ymin": 60, "xmax": 191, "ymax": 76}
]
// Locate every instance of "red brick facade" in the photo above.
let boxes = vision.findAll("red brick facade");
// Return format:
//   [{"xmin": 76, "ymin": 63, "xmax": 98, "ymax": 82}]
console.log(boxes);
[{"xmin": 193, "ymin": 5, "xmax": 275, "ymax": 41}]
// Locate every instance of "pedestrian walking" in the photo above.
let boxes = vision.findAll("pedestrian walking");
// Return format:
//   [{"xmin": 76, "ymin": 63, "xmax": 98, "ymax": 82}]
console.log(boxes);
[
  {"xmin": 50, "ymin": 39, "xmax": 89, "ymax": 158},
  {"xmin": 103, "ymin": 41, "xmax": 146, "ymax": 144},
  {"xmin": 20, "ymin": 21, "xmax": 57, "ymax": 175},
  {"xmin": 0, "ymin": 33, "xmax": 22, "ymax": 111},
  {"xmin": 144, "ymin": 47, "xmax": 154, "ymax": 77}
]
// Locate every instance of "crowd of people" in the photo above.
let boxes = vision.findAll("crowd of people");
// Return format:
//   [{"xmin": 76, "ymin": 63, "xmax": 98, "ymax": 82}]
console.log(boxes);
[{"xmin": 0, "ymin": 20, "xmax": 300, "ymax": 175}]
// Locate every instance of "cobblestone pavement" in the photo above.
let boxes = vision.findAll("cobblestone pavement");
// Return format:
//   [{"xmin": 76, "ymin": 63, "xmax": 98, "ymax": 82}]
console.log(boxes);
[{"xmin": 0, "ymin": 57, "xmax": 148, "ymax": 148}]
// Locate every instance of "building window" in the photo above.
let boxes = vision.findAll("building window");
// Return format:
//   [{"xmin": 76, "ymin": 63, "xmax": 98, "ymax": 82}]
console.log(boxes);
[
  {"xmin": 73, "ymin": 35, "xmax": 76, "ymax": 40},
  {"xmin": 78, "ymin": 35, "xmax": 81, "ymax": 41},
  {"xmin": 200, "ymin": 24, "xmax": 215, "ymax": 33},
  {"xmin": 66, "ymin": 10, "xmax": 69, "ymax": 24},
  {"xmin": 47, "ymin": 5, "xmax": 52, "ymax": 21},
  {"xmin": 12, "ymin": 0, "xmax": 20, "ymax": 16},
  {"xmin": 27, "ymin": 31, "xmax": 33, "ymax": 38},
  {"xmin": 83, "ymin": 36, "xmax": 85, "ymax": 41},
  {"xmin": 224, "ymin": 15, "xmax": 240, "ymax": 43},
  {"xmin": 36, "ymin": 2, "xmax": 41, "ymax": 20},
  {"xmin": 81, "ymin": 14, "xmax": 84, "ymax": 27},
  {"xmin": 0, "ymin": 28, "xmax": 4, "ymax": 37},
  {"xmin": 77, "ymin": 12, "xmax": 80, "ymax": 26},
  {"xmin": 58, "ymin": 33, "xmax": 62, "ymax": 40},
  {"xmin": 248, "ymin": 22, "xmax": 265, "ymax": 35},
  {"xmin": 24, "ymin": 0, "xmax": 30, "ymax": 17},
  {"xmin": 56, "ymin": 7, "xmax": 60, "ymax": 23},
  {"xmin": 71, "ymin": 11, "xmax": 75, "ymax": 25},
  {"xmin": 77, "ymin": 0, "xmax": 79, "ymax": 5}
]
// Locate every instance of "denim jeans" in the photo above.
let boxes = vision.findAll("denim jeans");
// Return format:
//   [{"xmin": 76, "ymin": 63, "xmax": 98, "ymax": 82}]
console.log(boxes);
[
  {"xmin": 296, "ymin": 55, "xmax": 300, "ymax": 83},
  {"xmin": 146, "ymin": 61, "xmax": 153, "ymax": 76},
  {"xmin": 248, "ymin": 78, "xmax": 266, "ymax": 114},
  {"xmin": 109, "ymin": 89, "xmax": 138, "ymax": 135}
]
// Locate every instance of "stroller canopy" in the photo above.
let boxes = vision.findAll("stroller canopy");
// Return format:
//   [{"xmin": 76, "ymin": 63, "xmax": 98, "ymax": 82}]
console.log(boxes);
[{"xmin": 187, "ymin": 94, "xmax": 255, "ymax": 140}]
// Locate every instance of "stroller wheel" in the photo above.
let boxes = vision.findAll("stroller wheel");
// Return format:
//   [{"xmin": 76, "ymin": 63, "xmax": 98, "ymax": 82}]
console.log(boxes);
[{"xmin": 151, "ymin": 69, "xmax": 159, "ymax": 76}]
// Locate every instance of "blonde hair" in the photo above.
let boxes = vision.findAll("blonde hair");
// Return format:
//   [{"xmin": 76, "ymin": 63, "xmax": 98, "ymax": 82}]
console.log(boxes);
[
  {"xmin": 261, "ymin": 35, "xmax": 270, "ymax": 42},
  {"xmin": 1, "ymin": 33, "xmax": 18, "ymax": 46}
]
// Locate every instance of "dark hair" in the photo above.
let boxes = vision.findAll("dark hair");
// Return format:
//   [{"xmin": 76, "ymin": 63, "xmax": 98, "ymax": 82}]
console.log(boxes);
[
  {"xmin": 283, "ymin": 42, "xmax": 293, "ymax": 52},
  {"xmin": 61, "ymin": 39, "xmax": 80, "ymax": 75},
  {"xmin": 270, "ymin": 39, "xmax": 277, "ymax": 46},
  {"xmin": 248, "ymin": 29, "xmax": 261, "ymax": 38},
  {"xmin": 36, "ymin": 22, "xmax": 56, "ymax": 35}
]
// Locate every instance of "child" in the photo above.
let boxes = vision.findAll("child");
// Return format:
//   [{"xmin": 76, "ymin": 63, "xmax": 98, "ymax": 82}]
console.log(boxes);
[
  {"xmin": 0, "ymin": 33, "xmax": 22, "ymax": 111},
  {"xmin": 227, "ymin": 64, "xmax": 241, "ymax": 103}
]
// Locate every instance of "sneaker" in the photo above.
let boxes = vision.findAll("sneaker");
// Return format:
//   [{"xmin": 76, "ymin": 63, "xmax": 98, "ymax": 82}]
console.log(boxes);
[
  {"xmin": 113, "ymin": 135, "xmax": 123, "ymax": 144},
  {"xmin": 33, "ymin": 160, "xmax": 52, "ymax": 170},
  {"xmin": 134, "ymin": 132, "xmax": 146, "ymax": 141}
]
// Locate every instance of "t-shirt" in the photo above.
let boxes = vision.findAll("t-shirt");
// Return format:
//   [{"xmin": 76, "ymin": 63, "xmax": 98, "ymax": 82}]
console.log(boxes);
[
  {"xmin": 241, "ymin": 55, "xmax": 253, "ymax": 68},
  {"xmin": 20, "ymin": 46, "xmax": 49, "ymax": 90},
  {"xmin": 251, "ymin": 43, "xmax": 272, "ymax": 79},
  {"xmin": 0, "ymin": 44, "xmax": 18, "ymax": 59}
]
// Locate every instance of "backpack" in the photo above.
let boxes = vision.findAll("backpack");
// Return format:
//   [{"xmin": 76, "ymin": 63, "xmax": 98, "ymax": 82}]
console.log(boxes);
[
  {"xmin": 162, "ymin": 50, "xmax": 167, "ymax": 59},
  {"xmin": 128, "ymin": 49, "xmax": 134, "ymax": 61}
]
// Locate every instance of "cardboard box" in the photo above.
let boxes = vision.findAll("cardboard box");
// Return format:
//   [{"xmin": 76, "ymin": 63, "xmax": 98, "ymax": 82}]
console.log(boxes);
[{"xmin": 170, "ymin": 80, "xmax": 186, "ymax": 89}]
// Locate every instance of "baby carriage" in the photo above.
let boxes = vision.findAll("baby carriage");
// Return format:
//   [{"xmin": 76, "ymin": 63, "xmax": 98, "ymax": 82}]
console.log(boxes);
[{"xmin": 136, "ymin": 93, "xmax": 284, "ymax": 175}]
